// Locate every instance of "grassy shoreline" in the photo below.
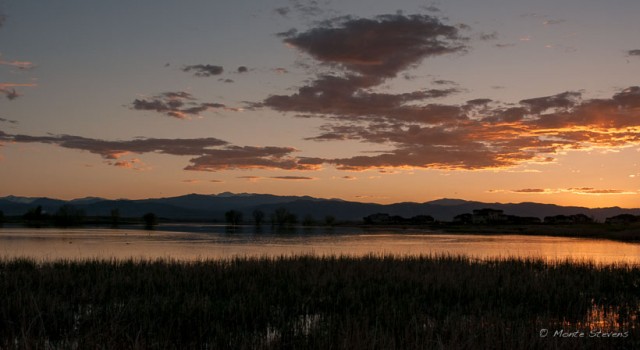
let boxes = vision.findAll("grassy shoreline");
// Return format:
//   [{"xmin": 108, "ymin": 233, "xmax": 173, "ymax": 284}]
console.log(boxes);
[{"xmin": 1, "ymin": 255, "xmax": 638, "ymax": 349}]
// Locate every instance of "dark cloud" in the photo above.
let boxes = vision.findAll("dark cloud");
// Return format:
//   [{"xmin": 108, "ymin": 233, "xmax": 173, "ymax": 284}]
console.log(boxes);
[
  {"xmin": 421, "ymin": 5, "xmax": 440, "ymax": 13},
  {"xmin": 290, "ymin": 86, "xmax": 640, "ymax": 171},
  {"xmin": 432, "ymin": 79, "xmax": 457, "ymax": 86},
  {"xmin": 131, "ymin": 91, "xmax": 227, "ymax": 119},
  {"xmin": 275, "ymin": 7, "xmax": 290, "ymax": 17},
  {"xmin": 513, "ymin": 188, "xmax": 546, "ymax": 193},
  {"xmin": 478, "ymin": 32, "xmax": 498, "ymax": 41},
  {"xmin": 262, "ymin": 74, "xmax": 461, "ymax": 123},
  {"xmin": 519, "ymin": 91, "xmax": 581, "ymax": 114},
  {"xmin": 276, "ymin": 28, "xmax": 298, "ymax": 38},
  {"xmin": 237, "ymin": 66, "xmax": 248, "ymax": 73},
  {"xmin": 182, "ymin": 64, "xmax": 224, "ymax": 77},
  {"xmin": 181, "ymin": 179, "xmax": 222, "ymax": 184},
  {"xmin": 0, "ymin": 117, "xmax": 18, "ymax": 124},
  {"xmin": 270, "ymin": 176, "xmax": 315, "ymax": 180},
  {"xmin": 628, "ymin": 50, "xmax": 640, "ymax": 57},
  {"xmin": 0, "ymin": 88, "xmax": 19, "ymax": 100},
  {"xmin": 256, "ymin": 12, "xmax": 640, "ymax": 171},
  {"xmin": 185, "ymin": 146, "xmax": 320, "ymax": 172},
  {"xmin": 0, "ymin": 83, "xmax": 36, "ymax": 101},
  {"xmin": 466, "ymin": 98, "xmax": 492, "ymax": 106},
  {"xmin": 0, "ymin": 131, "xmax": 320, "ymax": 172},
  {"xmin": 282, "ymin": 14, "xmax": 467, "ymax": 80},
  {"xmin": 109, "ymin": 159, "xmax": 143, "ymax": 169},
  {"xmin": 288, "ymin": 0, "xmax": 328, "ymax": 19},
  {"xmin": 4, "ymin": 133, "xmax": 228, "ymax": 160},
  {"xmin": 495, "ymin": 43, "xmax": 516, "ymax": 48}
]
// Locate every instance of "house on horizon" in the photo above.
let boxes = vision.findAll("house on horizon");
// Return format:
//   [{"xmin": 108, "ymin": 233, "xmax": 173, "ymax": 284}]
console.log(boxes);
[
  {"xmin": 453, "ymin": 209, "xmax": 540, "ymax": 225},
  {"xmin": 363, "ymin": 213, "xmax": 435, "ymax": 225},
  {"xmin": 605, "ymin": 214, "xmax": 640, "ymax": 225},
  {"xmin": 363, "ymin": 213, "xmax": 392, "ymax": 225},
  {"xmin": 472, "ymin": 208, "xmax": 507, "ymax": 224},
  {"xmin": 543, "ymin": 214, "xmax": 593, "ymax": 224}
]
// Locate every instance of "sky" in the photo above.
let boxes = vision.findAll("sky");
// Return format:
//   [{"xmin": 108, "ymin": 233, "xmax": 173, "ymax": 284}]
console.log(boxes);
[{"xmin": 1, "ymin": 0, "xmax": 639, "ymax": 208}]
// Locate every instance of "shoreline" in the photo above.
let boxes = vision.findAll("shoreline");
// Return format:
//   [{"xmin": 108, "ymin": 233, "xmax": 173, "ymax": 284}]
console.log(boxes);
[{"xmin": 3, "ymin": 220, "xmax": 640, "ymax": 242}]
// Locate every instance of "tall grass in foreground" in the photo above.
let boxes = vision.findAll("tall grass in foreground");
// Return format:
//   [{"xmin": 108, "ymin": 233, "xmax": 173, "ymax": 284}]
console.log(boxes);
[{"xmin": 1, "ymin": 255, "xmax": 638, "ymax": 349}]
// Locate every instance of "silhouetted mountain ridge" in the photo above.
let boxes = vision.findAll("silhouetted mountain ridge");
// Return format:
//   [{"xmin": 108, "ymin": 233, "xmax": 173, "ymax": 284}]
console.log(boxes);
[{"xmin": 0, "ymin": 194, "xmax": 638, "ymax": 222}]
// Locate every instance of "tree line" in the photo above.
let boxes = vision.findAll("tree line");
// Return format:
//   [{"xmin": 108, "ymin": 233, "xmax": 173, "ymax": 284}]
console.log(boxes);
[{"xmin": 224, "ymin": 208, "xmax": 336, "ymax": 227}]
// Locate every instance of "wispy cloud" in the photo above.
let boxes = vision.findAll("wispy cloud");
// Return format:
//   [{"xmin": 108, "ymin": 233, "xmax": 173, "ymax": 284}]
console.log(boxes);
[
  {"xmin": 0, "ymin": 59, "xmax": 35, "ymax": 70},
  {"xmin": 108, "ymin": 158, "xmax": 149, "ymax": 171},
  {"xmin": 494, "ymin": 187, "xmax": 638, "ymax": 195},
  {"xmin": 543, "ymin": 19, "xmax": 566, "ymax": 25},
  {"xmin": 131, "ymin": 91, "xmax": 228, "ymax": 119},
  {"xmin": 0, "ymin": 131, "xmax": 319, "ymax": 172},
  {"xmin": 185, "ymin": 146, "xmax": 322, "ymax": 172},
  {"xmin": 0, "ymin": 83, "xmax": 37, "ymax": 100},
  {"xmin": 0, "ymin": 117, "xmax": 18, "ymax": 124},
  {"xmin": 270, "ymin": 176, "xmax": 315, "ymax": 180},
  {"xmin": 182, "ymin": 179, "xmax": 223, "ymax": 184},
  {"xmin": 182, "ymin": 64, "xmax": 223, "ymax": 77},
  {"xmin": 275, "ymin": 0, "xmax": 334, "ymax": 20},
  {"xmin": 317, "ymin": 87, "xmax": 640, "ymax": 171}
]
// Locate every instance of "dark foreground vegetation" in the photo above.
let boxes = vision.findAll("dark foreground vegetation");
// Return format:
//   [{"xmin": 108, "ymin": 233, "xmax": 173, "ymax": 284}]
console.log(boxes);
[{"xmin": 1, "ymin": 256, "xmax": 638, "ymax": 349}]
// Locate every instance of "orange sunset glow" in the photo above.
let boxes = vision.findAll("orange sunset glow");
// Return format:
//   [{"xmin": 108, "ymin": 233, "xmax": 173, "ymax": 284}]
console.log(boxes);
[{"xmin": 0, "ymin": 0, "xmax": 639, "ymax": 209}]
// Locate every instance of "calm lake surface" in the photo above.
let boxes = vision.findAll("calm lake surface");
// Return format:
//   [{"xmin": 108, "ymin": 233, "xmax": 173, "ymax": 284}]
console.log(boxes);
[{"xmin": 1, "ymin": 225, "xmax": 639, "ymax": 264}]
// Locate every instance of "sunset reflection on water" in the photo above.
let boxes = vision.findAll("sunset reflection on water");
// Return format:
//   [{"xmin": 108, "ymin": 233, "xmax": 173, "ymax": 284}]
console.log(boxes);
[{"xmin": 1, "ymin": 226, "xmax": 639, "ymax": 264}]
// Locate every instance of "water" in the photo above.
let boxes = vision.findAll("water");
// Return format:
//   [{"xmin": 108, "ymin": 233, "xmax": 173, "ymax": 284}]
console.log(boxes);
[{"xmin": 1, "ymin": 225, "xmax": 639, "ymax": 264}]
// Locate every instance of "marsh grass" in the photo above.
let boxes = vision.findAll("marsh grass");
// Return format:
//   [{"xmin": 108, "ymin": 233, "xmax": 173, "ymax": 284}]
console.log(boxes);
[{"xmin": 1, "ymin": 255, "xmax": 638, "ymax": 349}]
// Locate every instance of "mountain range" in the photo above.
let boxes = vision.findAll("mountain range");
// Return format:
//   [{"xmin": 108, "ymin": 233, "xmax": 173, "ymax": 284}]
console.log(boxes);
[{"xmin": 1, "ymin": 192, "xmax": 639, "ymax": 222}]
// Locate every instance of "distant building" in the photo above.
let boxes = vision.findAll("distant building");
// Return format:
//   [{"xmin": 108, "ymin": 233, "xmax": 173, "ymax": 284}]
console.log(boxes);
[
  {"xmin": 605, "ymin": 214, "xmax": 640, "ymax": 225},
  {"xmin": 472, "ymin": 208, "xmax": 507, "ymax": 224},
  {"xmin": 505, "ymin": 215, "xmax": 541, "ymax": 225},
  {"xmin": 363, "ymin": 213, "xmax": 435, "ymax": 225},
  {"xmin": 363, "ymin": 213, "xmax": 392, "ymax": 225},
  {"xmin": 453, "ymin": 213, "xmax": 473, "ymax": 224},
  {"xmin": 453, "ymin": 209, "xmax": 540, "ymax": 225},
  {"xmin": 544, "ymin": 214, "xmax": 594, "ymax": 224},
  {"xmin": 571, "ymin": 214, "xmax": 594, "ymax": 224},
  {"xmin": 409, "ymin": 215, "xmax": 435, "ymax": 225}
]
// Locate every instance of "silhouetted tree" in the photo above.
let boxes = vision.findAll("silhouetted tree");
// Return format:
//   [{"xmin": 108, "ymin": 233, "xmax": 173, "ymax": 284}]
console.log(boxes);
[
  {"xmin": 225, "ymin": 210, "xmax": 243, "ymax": 226},
  {"xmin": 252, "ymin": 209, "xmax": 265, "ymax": 226},
  {"xmin": 23, "ymin": 206, "xmax": 49, "ymax": 226},
  {"xmin": 325, "ymin": 215, "xmax": 336, "ymax": 226},
  {"xmin": 54, "ymin": 204, "xmax": 85, "ymax": 227},
  {"xmin": 302, "ymin": 214, "xmax": 315, "ymax": 227},
  {"xmin": 110, "ymin": 208, "xmax": 120, "ymax": 227},
  {"xmin": 143, "ymin": 212, "xmax": 158, "ymax": 230},
  {"xmin": 272, "ymin": 207, "xmax": 297, "ymax": 226}
]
